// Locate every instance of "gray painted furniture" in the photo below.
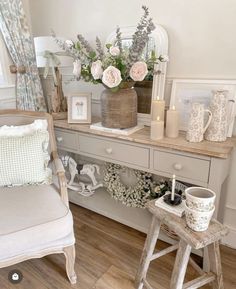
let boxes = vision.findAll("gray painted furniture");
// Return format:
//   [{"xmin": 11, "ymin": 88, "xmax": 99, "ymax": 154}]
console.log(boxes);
[
  {"xmin": 54, "ymin": 120, "xmax": 234, "ymax": 233},
  {"xmin": 135, "ymin": 200, "xmax": 229, "ymax": 289}
]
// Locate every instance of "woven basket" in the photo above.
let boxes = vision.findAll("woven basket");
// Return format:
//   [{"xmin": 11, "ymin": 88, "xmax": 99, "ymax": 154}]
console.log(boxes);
[{"xmin": 101, "ymin": 82, "xmax": 137, "ymax": 129}]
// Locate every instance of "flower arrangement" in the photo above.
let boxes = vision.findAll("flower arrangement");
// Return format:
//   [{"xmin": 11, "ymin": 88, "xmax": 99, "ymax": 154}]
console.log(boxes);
[{"xmin": 54, "ymin": 6, "xmax": 168, "ymax": 91}]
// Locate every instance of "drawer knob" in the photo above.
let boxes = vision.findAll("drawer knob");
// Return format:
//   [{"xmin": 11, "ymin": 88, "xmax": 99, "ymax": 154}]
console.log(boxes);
[
  {"xmin": 173, "ymin": 163, "xmax": 183, "ymax": 171},
  {"xmin": 56, "ymin": 136, "xmax": 63, "ymax": 143},
  {"xmin": 105, "ymin": 148, "xmax": 113, "ymax": 154}
]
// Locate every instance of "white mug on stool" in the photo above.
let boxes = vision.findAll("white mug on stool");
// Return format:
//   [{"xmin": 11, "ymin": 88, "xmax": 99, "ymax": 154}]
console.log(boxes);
[{"xmin": 186, "ymin": 103, "xmax": 212, "ymax": 143}]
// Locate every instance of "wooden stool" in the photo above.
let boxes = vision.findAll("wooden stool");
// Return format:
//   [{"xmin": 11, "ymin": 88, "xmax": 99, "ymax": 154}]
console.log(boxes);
[{"xmin": 135, "ymin": 200, "xmax": 229, "ymax": 289}]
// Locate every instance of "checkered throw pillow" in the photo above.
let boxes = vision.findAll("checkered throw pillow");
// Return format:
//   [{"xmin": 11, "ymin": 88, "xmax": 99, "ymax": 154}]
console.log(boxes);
[{"xmin": 0, "ymin": 122, "xmax": 52, "ymax": 187}]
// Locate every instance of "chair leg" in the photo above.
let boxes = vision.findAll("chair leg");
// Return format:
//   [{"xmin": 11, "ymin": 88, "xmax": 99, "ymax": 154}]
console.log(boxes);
[
  {"xmin": 135, "ymin": 216, "xmax": 161, "ymax": 289},
  {"xmin": 63, "ymin": 245, "xmax": 77, "ymax": 284},
  {"xmin": 170, "ymin": 239, "xmax": 192, "ymax": 289},
  {"xmin": 208, "ymin": 241, "xmax": 224, "ymax": 289}
]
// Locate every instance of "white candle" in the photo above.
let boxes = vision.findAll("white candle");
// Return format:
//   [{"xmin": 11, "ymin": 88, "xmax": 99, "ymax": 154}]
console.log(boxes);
[
  {"xmin": 171, "ymin": 174, "xmax": 176, "ymax": 201},
  {"xmin": 166, "ymin": 105, "xmax": 179, "ymax": 138},
  {"xmin": 152, "ymin": 97, "xmax": 165, "ymax": 121},
  {"xmin": 150, "ymin": 116, "xmax": 164, "ymax": 140}
]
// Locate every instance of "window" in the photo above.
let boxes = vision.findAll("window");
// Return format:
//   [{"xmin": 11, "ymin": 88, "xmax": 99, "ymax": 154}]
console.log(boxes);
[{"xmin": 0, "ymin": 32, "xmax": 14, "ymax": 87}]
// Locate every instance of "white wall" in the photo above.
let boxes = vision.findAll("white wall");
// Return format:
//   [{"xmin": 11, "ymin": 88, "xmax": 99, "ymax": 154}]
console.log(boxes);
[
  {"xmin": 28, "ymin": 0, "xmax": 236, "ymax": 247},
  {"xmin": 29, "ymin": 0, "xmax": 236, "ymax": 79}
]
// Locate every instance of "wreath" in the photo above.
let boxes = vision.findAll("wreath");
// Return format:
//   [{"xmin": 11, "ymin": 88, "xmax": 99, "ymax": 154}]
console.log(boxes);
[
  {"xmin": 104, "ymin": 163, "xmax": 186, "ymax": 208},
  {"xmin": 104, "ymin": 163, "xmax": 154, "ymax": 208}
]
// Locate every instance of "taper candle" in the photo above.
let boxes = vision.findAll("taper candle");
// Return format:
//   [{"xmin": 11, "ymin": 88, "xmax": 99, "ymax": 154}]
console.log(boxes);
[
  {"xmin": 166, "ymin": 105, "xmax": 179, "ymax": 138},
  {"xmin": 152, "ymin": 97, "xmax": 165, "ymax": 121},
  {"xmin": 150, "ymin": 116, "xmax": 164, "ymax": 140},
  {"xmin": 171, "ymin": 174, "xmax": 176, "ymax": 201}
]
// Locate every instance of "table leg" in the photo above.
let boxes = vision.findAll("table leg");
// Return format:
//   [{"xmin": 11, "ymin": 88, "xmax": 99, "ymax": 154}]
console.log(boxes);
[
  {"xmin": 135, "ymin": 216, "xmax": 161, "ymax": 289},
  {"xmin": 170, "ymin": 239, "xmax": 192, "ymax": 289}
]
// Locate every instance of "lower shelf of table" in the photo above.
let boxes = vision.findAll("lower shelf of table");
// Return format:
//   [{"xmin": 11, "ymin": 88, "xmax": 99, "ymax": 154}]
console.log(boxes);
[{"xmin": 69, "ymin": 187, "xmax": 180, "ymax": 246}]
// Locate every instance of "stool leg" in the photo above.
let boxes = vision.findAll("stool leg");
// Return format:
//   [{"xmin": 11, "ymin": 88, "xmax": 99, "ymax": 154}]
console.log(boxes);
[
  {"xmin": 208, "ymin": 241, "xmax": 224, "ymax": 289},
  {"xmin": 170, "ymin": 239, "xmax": 192, "ymax": 289},
  {"xmin": 203, "ymin": 247, "xmax": 210, "ymax": 272},
  {"xmin": 135, "ymin": 216, "xmax": 161, "ymax": 289}
]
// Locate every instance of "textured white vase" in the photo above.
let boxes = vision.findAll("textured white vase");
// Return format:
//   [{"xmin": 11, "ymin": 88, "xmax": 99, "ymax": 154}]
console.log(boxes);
[
  {"xmin": 205, "ymin": 90, "xmax": 229, "ymax": 142},
  {"xmin": 185, "ymin": 187, "xmax": 216, "ymax": 212},
  {"xmin": 184, "ymin": 203, "xmax": 215, "ymax": 232}
]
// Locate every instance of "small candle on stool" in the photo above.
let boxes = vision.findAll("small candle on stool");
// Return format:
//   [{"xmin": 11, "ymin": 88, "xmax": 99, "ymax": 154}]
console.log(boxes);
[
  {"xmin": 166, "ymin": 105, "xmax": 179, "ymax": 138},
  {"xmin": 151, "ymin": 116, "xmax": 164, "ymax": 140},
  {"xmin": 171, "ymin": 174, "xmax": 176, "ymax": 201},
  {"xmin": 152, "ymin": 97, "xmax": 165, "ymax": 121}
]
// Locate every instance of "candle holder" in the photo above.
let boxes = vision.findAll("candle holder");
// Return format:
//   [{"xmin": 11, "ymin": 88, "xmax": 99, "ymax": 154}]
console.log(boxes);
[{"xmin": 163, "ymin": 193, "xmax": 182, "ymax": 206}]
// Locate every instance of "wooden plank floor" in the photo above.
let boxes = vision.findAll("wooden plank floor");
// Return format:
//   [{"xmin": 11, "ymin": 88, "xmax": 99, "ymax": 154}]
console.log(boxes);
[{"xmin": 0, "ymin": 203, "xmax": 236, "ymax": 289}]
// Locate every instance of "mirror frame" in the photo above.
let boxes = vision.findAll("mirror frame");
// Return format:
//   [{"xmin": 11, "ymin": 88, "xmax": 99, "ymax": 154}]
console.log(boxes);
[{"xmin": 105, "ymin": 24, "xmax": 169, "ymax": 125}]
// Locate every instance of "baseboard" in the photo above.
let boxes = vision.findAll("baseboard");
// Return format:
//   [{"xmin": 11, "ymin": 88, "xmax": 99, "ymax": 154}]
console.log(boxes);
[{"xmin": 221, "ymin": 225, "xmax": 236, "ymax": 249}]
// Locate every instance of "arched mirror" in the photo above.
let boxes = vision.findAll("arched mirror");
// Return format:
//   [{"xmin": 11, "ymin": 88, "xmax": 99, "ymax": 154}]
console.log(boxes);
[{"xmin": 106, "ymin": 24, "xmax": 168, "ymax": 125}]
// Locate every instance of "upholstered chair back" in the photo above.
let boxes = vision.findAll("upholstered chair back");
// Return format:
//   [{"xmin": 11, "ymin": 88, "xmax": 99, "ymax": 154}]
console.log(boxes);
[{"xmin": 0, "ymin": 110, "xmax": 56, "ymax": 156}]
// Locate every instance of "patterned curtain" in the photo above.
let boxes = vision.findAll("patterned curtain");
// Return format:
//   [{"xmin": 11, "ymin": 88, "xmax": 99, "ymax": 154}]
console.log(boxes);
[{"xmin": 0, "ymin": 0, "xmax": 46, "ymax": 111}]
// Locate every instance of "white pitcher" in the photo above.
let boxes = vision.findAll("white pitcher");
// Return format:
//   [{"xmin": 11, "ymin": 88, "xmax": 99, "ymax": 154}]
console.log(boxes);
[
  {"xmin": 205, "ymin": 90, "xmax": 229, "ymax": 142},
  {"xmin": 186, "ymin": 103, "xmax": 212, "ymax": 143}
]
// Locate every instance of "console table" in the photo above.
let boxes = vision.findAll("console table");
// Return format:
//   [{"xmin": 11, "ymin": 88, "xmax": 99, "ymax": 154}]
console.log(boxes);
[{"xmin": 54, "ymin": 119, "xmax": 235, "ymax": 238}]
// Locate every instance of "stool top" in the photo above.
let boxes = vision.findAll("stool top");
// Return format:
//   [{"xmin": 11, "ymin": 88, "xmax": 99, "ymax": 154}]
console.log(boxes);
[{"xmin": 147, "ymin": 200, "xmax": 229, "ymax": 249}]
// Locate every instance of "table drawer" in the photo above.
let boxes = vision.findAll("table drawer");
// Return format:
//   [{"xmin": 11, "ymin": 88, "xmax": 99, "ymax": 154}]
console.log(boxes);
[
  {"xmin": 55, "ymin": 129, "xmax": 79, "ymax": 152},
  {"xmin": 79, "ymin": 134, "xmax": 150, "ymax": 168},
  {"xmin": 153, "ymin": 150, "xmax": 210, "ymax": 183}
]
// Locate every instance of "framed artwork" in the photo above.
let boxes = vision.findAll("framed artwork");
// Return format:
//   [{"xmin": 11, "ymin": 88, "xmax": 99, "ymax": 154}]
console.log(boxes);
[
  {"xmin": 170, "ymin": 79, "xmax": 236, "ymax": 136},
  {"xmin": 67, "ymin": 93, "xmax": 91, "ymax": 123}
]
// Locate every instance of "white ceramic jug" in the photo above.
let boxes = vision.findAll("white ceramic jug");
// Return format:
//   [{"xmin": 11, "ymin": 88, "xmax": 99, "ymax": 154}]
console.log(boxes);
[
  {"xmin": 205, "ymin": 90, "xmax": 229, "ymax": 142},
  {"xmin": 186, "ymin": 103, "xmax": 212, "ymax": 143}
]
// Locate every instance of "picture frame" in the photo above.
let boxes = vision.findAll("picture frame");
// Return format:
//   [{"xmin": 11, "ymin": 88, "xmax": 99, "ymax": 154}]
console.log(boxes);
[
  {"xmin": 170, "ymin": 79, "xmax": 236, "ymax": 136},
  {"xmin": 67, "ymin": 93, "xmax": 91, "ymax": 124}
]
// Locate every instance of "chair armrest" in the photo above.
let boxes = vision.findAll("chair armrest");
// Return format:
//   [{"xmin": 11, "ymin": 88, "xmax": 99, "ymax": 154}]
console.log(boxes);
[
  {"xmin": 51, "ymin": 153, "xmax": 69, "ymax": 206},
  {"xmin": 53, "ymin": 157, "xmax": 65, "ymax": 174}
]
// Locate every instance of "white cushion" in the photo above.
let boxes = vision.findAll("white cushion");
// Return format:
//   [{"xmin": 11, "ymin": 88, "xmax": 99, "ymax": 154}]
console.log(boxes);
[
  {"xmin": 0, "ymin": 185, "xmax": 74, "ymax": 260},
  {"xmin": 0, "ymin": 119, "xmax": 52, "ymax": 187}
]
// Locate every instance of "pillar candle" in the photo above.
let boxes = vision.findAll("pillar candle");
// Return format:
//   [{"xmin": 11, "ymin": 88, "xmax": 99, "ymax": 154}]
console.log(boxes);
[
  {"xmin": 152, "ymin": 97, "xmax": 165, "ymax": 121},
  {"xmin": 150, "ymin": 116, "xmax": 164, "ymax": 140},
  {"xmin": 166, "ymin": 106, "xmax": 179, "ymax": 138}
]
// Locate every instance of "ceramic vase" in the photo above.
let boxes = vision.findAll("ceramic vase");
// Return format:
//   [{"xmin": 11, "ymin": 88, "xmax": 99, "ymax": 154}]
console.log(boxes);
[
  {"xmin": 184, "ymin": 203, "xmax": 215, "ymax": 232},
  {"xmin": 205, "ymin": 90, "xmax": 229, "ymax": 142},
  {"xmin": 185, "ymin": 187, "xmax": 216, "ymax": 212},
  {"xmin": 184, "ymin": 186, "xmax": 216, "ymax": 232},
  {"xmin": 186, "ymin": 103, "xmax": 212, "ymax": 143}
]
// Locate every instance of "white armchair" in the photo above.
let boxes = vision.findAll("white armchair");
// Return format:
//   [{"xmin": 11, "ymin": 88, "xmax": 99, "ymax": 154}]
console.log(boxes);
[{"xmin": 0, "ymin": 110, "xmax": 76, "ymax": 284}]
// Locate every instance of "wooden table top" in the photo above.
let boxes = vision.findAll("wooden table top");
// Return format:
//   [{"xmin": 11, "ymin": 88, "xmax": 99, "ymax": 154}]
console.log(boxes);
[{"xmin": 54, "ymin": 119, "xmax": 236, "ymax": 159}]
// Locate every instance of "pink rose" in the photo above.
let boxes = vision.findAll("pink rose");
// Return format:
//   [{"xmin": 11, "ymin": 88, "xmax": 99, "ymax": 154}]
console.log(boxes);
[
  {"xmin": 102, "ymin": 66, "xmax": 122, "ymax": 88},
  {"xmin": 73, "ymin": 59, "xmax": 81, "ymax": 78},
  {"xmin": 130, "ymin": 61, "xmax": 148, "ymax": 81},
  {"xmin": 91, "ymin": 60, "xmax": 103, "ymax": 80},
  {"xmin": 109, "ymin": 46, "xmax": 120, "ymax": 56}
]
